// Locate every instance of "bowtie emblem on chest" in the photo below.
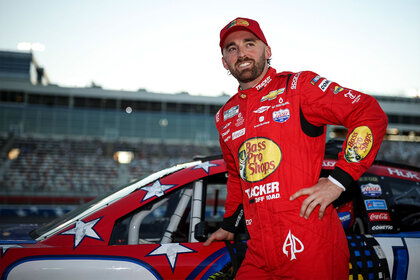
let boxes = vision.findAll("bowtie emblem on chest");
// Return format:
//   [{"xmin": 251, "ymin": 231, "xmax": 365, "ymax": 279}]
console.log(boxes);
[{"xmin": 261, "ymin": 88, "xmax": 285, "ymax": 102}]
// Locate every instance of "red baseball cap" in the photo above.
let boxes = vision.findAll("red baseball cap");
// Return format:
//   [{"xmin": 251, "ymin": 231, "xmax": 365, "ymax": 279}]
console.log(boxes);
[{"xmin": 219, "ymin": 17, "xmax": 268, "ymax": 52}]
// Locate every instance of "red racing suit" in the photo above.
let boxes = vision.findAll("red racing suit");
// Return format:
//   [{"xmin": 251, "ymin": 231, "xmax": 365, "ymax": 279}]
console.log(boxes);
[{"xmin": 215, "ymin": 67, "xmax": 388, "ymax": 279}]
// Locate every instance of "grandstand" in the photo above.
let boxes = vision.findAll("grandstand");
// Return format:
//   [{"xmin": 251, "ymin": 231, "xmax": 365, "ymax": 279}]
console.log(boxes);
[{"xmin": 0, "ymin": 50, "xmax": 419, "ymax": 207}]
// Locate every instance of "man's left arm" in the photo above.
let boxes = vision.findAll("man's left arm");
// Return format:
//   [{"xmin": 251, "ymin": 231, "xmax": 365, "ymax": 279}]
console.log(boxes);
[{"xmin": 290, "ymin": 72, "xmax": 388, "ymax": 219}]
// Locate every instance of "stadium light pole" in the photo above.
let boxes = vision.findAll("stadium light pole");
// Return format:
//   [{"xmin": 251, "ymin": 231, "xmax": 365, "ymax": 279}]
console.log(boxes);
[{"xmin": 114, "ymin": 151, "xmax": 134, "ymax": 186}]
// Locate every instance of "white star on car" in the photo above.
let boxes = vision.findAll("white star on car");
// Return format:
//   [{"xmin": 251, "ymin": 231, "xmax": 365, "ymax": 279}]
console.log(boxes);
[
  {"xmin": 147, "ymin": 243, "xmax": 195, "ymax": 271},
  {"xmin": 60, "ymin": 217, "xmax": 103, "ymax": 248},
  {"xmin": 192, "ymin": 161, "xmax": 219, "ymax": 174},
  {"xmin": 141, "ymin": 180, "xmax": 176, "ymax": 201},
  {"xmin": 1, "ymin": 244, "xmax": 22, "ymax": 256}
]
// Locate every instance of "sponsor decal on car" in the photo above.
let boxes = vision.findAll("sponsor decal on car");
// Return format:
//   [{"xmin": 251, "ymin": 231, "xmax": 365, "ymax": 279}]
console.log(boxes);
[
  {"xmin": 224, "ymin": 105, "xmax": 239, "ymax": 121},
  {"xmin": 273, "ymin": 108, "xmax": 290, "ymax": 123},
  {"xmin": 365, "ymin": 199, "xmax": 388, "ymax": 211},
  {"xmin": 261, "ymin": 88, "xmax": 284, "ymax": 102},
  {"xmin": 318, "ymin": 79, "xmax": 332, "ymax": 92},
  {"xmin": 359, "ymin": 176, "xmax": 379, "ymax": 182},
  {"xmin": 345, "ymin": 126, "xmax": 373, "ymax": 163},
  {"xmin": 361, "ymin": 183, "xmax": 382, "ymax": 197},
  {"xmin": 387, "ymin": 168, "xmax": 420, "ymax": 180},
  {"xmin": 338, "ymin": 212, "xmax": 352, "ymax": 229},
  {"xmin": 371, "ymin": 224, "xmax": 393, "ymax": 231},
  {"xmin": 368, "ymin": 212, "xmax": 391, "ymax": 222},
  {"xmin": 372, "ymin": 245, "xmax": 386, "ymax": 259},
  {"xmin": 238, "ymin": 137, "xmax": 281, "ymax": 182},
  {"xmin": 322, "ymin": 160, "xmax": 336, "ymax": 168}
]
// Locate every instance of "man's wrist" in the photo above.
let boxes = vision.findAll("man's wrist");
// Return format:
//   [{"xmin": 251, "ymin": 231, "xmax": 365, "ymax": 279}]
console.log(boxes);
[
  {"xmin": 330, "ymin": 167, "xmax": 354, "ymax": 190},
  {"xmin": 328, "ymin": 175, "xmax": 346, "ymax": 191},
  {"xmin": 221, "ymin": 204, "xmax": 244, "ymax": 233}
]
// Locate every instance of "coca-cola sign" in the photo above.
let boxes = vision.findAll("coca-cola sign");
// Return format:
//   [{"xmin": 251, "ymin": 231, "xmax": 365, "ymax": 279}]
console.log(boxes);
[{"xmin": 368, "ymin": 212, "xmax": 391, "ymax": 222}]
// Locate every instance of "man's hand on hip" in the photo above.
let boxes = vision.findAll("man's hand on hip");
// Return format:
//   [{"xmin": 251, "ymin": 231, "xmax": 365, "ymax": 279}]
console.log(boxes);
[{"xmin": 289, "ymin": 177, "xmax": 343, "ymax": 220}]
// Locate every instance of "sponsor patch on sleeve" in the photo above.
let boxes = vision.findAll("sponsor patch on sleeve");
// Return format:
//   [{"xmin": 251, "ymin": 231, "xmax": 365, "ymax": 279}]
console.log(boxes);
[
  {"xmin": 310, "ymin": 75, "xmax": 321, "ymax": 85},
  {"xmin": 345, "ymin": 126, "xmax": 373, "ymax": 163},
  {"xmin": 318, "ymin": 78, "xmax": 332, "ymax": 92},
  {"xmin": 333, "ymin": 86, "xmax": 344, "ymax": 94}
]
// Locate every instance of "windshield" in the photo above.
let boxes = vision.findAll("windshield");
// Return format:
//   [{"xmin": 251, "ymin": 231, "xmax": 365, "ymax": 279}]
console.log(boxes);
[
  {"xmin": 30, "ymin": 160, "xmax": 201, "ymax": 240},
  {"xmin": 30, "ymin": 177, "xmax": 144, "ymax": 239}
]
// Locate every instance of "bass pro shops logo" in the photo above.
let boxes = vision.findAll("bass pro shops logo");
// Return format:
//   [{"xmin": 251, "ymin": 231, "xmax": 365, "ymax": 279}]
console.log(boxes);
[
  {"xmin": 345, "ymin": 126, "xmax": 373, "ymax": 163},
  {"xmin": 238, "ymin": 138, "xmax": 281, "ymax": 182}
]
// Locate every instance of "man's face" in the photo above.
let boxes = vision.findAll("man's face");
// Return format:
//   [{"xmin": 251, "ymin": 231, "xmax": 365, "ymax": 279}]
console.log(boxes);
[{"xmin": 222, "ymin": 30, "xmax": 271, "ymax": 85}]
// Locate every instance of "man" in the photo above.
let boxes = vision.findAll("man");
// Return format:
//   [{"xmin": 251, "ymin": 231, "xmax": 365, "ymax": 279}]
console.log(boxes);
[{"xmin": 203, "ymin": 17, "xmax": 388, "ymax": 279}]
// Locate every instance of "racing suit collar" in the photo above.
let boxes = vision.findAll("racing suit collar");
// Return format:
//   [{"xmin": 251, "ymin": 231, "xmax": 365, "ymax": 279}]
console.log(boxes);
[{"xmin": 238, "ymin": 67, "xmax": 277, "ymax": 94}]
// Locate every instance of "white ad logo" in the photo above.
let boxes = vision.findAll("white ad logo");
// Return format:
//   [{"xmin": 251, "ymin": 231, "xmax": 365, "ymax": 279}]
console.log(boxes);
[{"xmin": 283, "ymin": 230, "xmax": 304, "ymax": 260}]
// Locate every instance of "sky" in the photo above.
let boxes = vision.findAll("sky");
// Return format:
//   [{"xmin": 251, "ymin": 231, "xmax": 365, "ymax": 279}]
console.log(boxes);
[{"xmin": 0, "ymin": 0, "xmax": 419, "ymax": 98}]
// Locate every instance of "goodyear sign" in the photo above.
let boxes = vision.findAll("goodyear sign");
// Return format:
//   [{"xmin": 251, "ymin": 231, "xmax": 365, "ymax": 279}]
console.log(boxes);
[{"xmin": 238, "ymin": 137, "xmax": 281, "ymax": 182}]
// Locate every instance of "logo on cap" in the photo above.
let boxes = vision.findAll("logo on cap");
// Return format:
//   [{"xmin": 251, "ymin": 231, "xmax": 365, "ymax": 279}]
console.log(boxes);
[{"xmin": 226, "ymin": 19, "xmax": 250, "ymax": 30}]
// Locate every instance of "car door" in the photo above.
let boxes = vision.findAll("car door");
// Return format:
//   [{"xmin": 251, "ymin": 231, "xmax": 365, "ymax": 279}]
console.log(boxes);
[{"xmin": 103, "ymin": 162, "xmax": 233, "ymax": 280}]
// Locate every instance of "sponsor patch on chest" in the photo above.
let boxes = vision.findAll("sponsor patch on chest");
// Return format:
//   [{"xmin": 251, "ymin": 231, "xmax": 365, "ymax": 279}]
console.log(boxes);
[
  {"xmin": 224, "ymin": 105, "xmax": 239, "ymax": 121},
  {"xmin": 244, "ymin": 181, "xmax": 280, "ymax": 203},
  {"xmin": 272, "ymin": 108, "xmax": 290, "ymax": 123},
  {"xmin": 238, "ymin": 137, "xmax": 281, "ymax": 183}
]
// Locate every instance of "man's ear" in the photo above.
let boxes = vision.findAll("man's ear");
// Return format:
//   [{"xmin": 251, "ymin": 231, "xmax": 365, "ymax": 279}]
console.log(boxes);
[
  {"xmin": 222, "ymin": 57, "xmax": 229, "ymax": 70},
  {"xmin": 265, "ymin": 45, "xmax": 272, "ymax": 60}
]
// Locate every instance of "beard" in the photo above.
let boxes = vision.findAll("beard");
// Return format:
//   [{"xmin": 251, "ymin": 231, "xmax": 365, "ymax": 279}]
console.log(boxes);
[{"xmin": 228, "ymin": 53, "xmax": 267, "ymax": 84}]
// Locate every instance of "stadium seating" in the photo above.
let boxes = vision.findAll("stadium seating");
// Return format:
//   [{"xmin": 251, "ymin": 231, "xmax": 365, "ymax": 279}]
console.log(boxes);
[{"xmin": 0, "ymin": 136, "xmax": 221, "ymax": 198}]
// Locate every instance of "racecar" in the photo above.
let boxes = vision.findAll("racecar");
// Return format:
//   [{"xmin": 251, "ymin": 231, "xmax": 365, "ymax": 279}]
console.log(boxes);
[{"xmin": 1, "ymin": 142, "xmax": 419, "ymax": 280}]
